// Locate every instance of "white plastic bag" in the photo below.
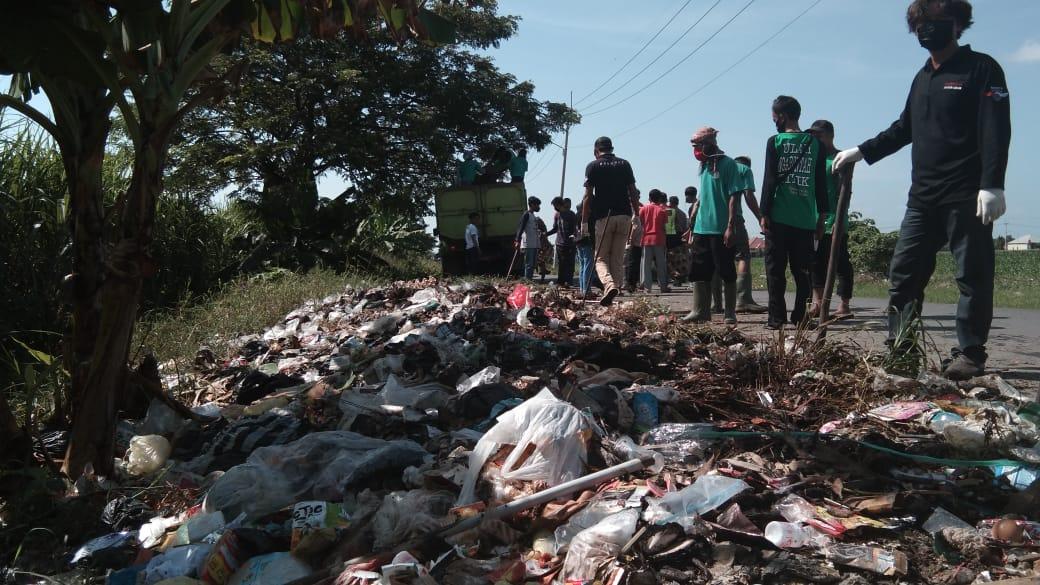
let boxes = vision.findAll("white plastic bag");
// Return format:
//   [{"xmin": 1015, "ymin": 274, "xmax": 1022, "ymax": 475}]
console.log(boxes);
[
  {"xmin": 227, "ymin": 552, "xmax": 311, "ymax": 585},
  {"xmin": 558, "ymin": 510, "xmax": 639, "ymax": 584},
  {"xmin": 458, "ymin": 389, "xmax": 591, "ymax": 504},
  {"xmin": 456, "ymin": 366, "xmax": 501, "ymax": 394},
  {"xmin": 126, "ymin": 435, "xmax": 172, "ymax": 476},
  {"xmin": 141, "ymin": 543, "xmax": 213, "ymax": 584},
  {"xmin": 644, "ymin": 474, "xmax": 749, "ymax": 531}
]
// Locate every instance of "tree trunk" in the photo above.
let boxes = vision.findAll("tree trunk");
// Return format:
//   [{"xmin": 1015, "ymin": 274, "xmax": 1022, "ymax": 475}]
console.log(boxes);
[{"xmin": 62, "ymin": 122, "xmax": 169, "ymax": 479}]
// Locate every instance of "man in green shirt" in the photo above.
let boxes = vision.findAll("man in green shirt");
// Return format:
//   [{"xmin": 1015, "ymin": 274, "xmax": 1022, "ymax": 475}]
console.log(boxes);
[
  {"xmin": 456, "ymin": 150, "xmax": 480, "ymax": 186},
  {"xmin": 682, "ymin": 126, "xmax": 742, "ymax": 325},
  {"xmin": 759, "ymin": 96, "xmax": 829, "ymax": 329},
  {"xmin": 509, "ymin": 147, "xmax": 528, "ymax": 183},
  {"xmin": 807, "ymin": 120, "xmax": 854, "ymax": 319}
]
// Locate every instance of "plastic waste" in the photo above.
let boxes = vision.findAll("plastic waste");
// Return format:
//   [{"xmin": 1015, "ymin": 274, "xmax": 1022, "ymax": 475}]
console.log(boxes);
[
  {"xmin": 408, "ymin": 288, "xmax": 440, "ymax": 305},
  {"xmin": 922, "ymin": 506, "xmax": 974, "ymax": 535},
  {"xmin": 823, "ymin": 543, "xmax": 908, "ymax": 576},
  {"xmin": 226, "ymin": 552, "xmax": 311, "ymax": 585},
  {"xmin": 506, "ymin": 284, "xmax": 530, "ymax": 309},
  {"xmin": 558, "ymin": 510, "xmax": 639, "ymax": 584},
  {"xmin": 172, "ymin": 512, "xmax": 226, "ymax": 546},
  {"xmin": 153, "ymin": 578, "xmax": 203, "ymax": 585},
  {"xmin": 640, "ymin": 423, "xmax": 716, "ymax": 465},
  {"xmin": 632, "ymin": 392, "xmax": 659, "ymax": 433},
  {"xmin": 192, "ymin": 403, "xmax": 223, "ymax": 419},
  {"xmin": 868, "ymin": 401, "xmax": 934, "ymax": 422},
  {"xmin": 604, "ymin": 435, "xmax": 664, "ymax": 474},
  {"xmin": 927, "ymin": 411, "xmax": 963, "ymax": 433},
  {"xmin": 70, "ymin": 531, "xmax": 136, "ymax": 568},
  {"xmin": 358, "ymin": 313, "xmax": 404, "ymax": 338},
  {"xmin": 141, "ymin": 544, "xmax": 213, "ymax": 585},
  {"xmin": 204, "ymin": 431, "xmax": 428, "ymax": 519},
  {"xmin": 772, "ymin": 494, "xmax": 816, "ymax": 524},
  {"xmin": 102, "ymin": 496, "xmax": 154, "ymax": 531},
  {"xmin": 379, "ymin": 374, "xmax": 451, "ymax": 410},
  {"xmin": 456, "ymin": 366, "xmax": 501, "ymax": 394},
  {"xmin": 242, "ymin": 396, "xmax": 289, "ymax": 417},
  {"xmin": 126, "ymin": 435, "xmax": 172, "ymax": 476},
  {"xmin": 644, "ymin": 474, "xmax": 749, "ymax": 531},
  {"xmin": 140, "ymin": 400, "xmax": 186, "ymax": 436},
  {"xmin": 201, "ymin": 529, "xmax": 279, "ymax": 585},
  {"xmin": 553, "ymin": 498, "xmax": 631, "ymax": 553},
  {"xmin": 764, "ymin": 521, "xmax": 830, "ymax": 550},
  {"xmin": 516, "ymin": 307, "xmax": 533, "ymax": 327},
  {"xmin": 371, "ymin": 490, "xmax": 454, "ymax": 550},
  {"xmin": 992, "ymin": 465, "xmax": 1039, "ymax": 490},
  {"xmin": 458, "ymin": 389, "xmax": 591, "ymax": 504}
]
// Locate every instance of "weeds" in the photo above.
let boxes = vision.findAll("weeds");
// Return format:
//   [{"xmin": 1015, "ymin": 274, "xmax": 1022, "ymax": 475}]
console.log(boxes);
[{"xmin": 880, "ymin": 302, "xmax": 927, "ymax": 377}]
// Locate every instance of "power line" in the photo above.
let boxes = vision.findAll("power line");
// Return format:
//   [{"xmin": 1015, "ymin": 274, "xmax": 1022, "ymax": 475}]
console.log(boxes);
[
  {"xmin": 527, "ymin": 148, "xmax": 560, "ymax": 181},
  {"xmin": 574, "ymin": 0, "xmax": 697, "ymax": 107},
  {"xmin": 583, "ymin": 0, "xmax": 757, "ymax": 117},
  {"xmin": 578, "ymin": 0, "xmax": 726, "ymax": 112},
  {"xmin": 608, "ymin": 0, "xmax": 825, "ymax": 140}
]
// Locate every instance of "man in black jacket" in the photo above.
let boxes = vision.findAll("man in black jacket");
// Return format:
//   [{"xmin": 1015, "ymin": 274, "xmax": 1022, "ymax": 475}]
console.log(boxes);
[
  {"xmin": 548, "ymin": 196, "xmax": 578, "ymax": 286},
  {"xmin": 833, "ymin": 0, "xmax": 1011, "ymax": 379}
]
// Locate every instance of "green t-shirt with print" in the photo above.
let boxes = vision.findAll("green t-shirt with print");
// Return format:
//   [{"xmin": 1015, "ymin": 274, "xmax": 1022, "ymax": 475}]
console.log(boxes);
[
  {"xmin": 693, "ymin": 155, "xmax": 742, "ymax": 236},
  {"xmin": 822, "ymin": 154, "xmax": 847, "ymax": 234},
  {"xmin": 771, "ymin": 132, "xmax": 820, "ymax": 231}
]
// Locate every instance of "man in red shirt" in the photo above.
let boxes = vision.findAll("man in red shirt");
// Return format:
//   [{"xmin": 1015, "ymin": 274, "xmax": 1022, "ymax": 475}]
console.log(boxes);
[{"xmin": 639, "ymin": 189, "xmax": 671, "ymax": 293}]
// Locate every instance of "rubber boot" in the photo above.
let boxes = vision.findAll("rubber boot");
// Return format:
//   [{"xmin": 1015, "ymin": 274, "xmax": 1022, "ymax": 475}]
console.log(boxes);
[
  {"xmin": 682, "ymin": 282, "xmax": 712, "ymax": 323},
  {"xmin": 723, "ymin": 279, "xmax": 738, "ymax": 325},
  {"xmin": 711, "ymin": 274, "xmax": 723, "ymax": 313},
  {"xmin": 735, "ymin": 273, "xmax": 767, "ymax": 313}
]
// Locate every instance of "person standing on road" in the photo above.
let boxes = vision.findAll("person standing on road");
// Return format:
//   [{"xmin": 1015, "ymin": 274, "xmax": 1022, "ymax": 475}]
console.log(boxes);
[
  {"xmin": 581, "ymin": 136, "xmax": 640, "ymax": 306},
  {"xmin": 684, "ymin": 186, "xmax": 698, "ymax": 281},
  {"xmin": 624, "ymin": 193, "xmax": 644, "ymax": 293},
  {"xmin": 514, "ymin": 196, "xmax": 542, "ymax": 280},
  {"xmin": 510, "ymin": 147, "xmax": 529, "ymax": 184},
  {"xmin": 548, "ymin": 196, "xmax": 578, "ymax": 286},
  {"xmin": 732, "ymin": 156, "xmax": 768, "ymax": 314},
  {"xmin": 640, "ymin": 189, "xmax": 671, "ymax": 293},
  {"xmin": 759, "ymin": 95, "xmax": 829, "ymax": 330},
  {"xmin": 666, "ymin": 196, "xmax": 690, "ymax": 286},
  {"xmin": 683, "ymin": 127, "xmax": 743, "ymax": 325},
  {"xmin": 465, "ymin": 212, "xmax": 481, "ymax": 275},
  {"xmin": 807, "ymin": 120, "xmax": 855, "ymax": 319},
  {"xmin": 832, "ymin": 0, "xmax": 1010, "ymax": 380}
]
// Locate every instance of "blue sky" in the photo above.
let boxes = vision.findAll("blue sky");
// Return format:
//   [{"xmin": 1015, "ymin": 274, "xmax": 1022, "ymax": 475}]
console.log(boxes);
[{"xmin": 487, "ymin": 0, "xmax": 1040, "ymax": 237}]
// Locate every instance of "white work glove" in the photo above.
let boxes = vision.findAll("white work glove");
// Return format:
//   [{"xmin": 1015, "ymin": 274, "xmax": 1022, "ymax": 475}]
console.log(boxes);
[
  {"xmin": 832, "ymin": 147, "xmax": 864, "ymax": 172},
  {"xmin": 976, "ymin": 188, "xmax": 1006, "ymax": 225}
]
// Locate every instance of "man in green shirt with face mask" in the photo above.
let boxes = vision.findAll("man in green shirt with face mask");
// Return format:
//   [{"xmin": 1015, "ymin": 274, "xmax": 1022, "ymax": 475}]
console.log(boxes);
[{"xmin": 759, "ymin": 96, "xmax": 829, "ymax": 330}]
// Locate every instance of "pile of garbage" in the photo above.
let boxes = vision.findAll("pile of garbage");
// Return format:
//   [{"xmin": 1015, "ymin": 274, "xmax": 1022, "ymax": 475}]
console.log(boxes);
[{"xmin": 16, "ymin": 279, "xmax": 1040, "ymax": 584}]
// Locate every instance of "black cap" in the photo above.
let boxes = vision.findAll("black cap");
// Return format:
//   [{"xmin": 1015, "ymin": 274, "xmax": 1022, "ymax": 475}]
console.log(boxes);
[
  {"xmin": 594, "ymin": 136, "xmax": 614, "ymax": 151},
  {"xmin": 808, "ymin": 119, "xmax": 834, "ymax": 135}
]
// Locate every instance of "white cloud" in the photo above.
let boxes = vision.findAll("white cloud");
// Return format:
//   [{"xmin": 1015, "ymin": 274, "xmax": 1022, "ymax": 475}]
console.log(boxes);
[{"xmin": 1010, "ymin": 39, "xmax": 1040, "ymax": 63}]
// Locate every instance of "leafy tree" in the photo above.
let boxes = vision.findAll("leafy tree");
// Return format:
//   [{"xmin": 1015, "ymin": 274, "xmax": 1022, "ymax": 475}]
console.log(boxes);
[
  {"xmin": 0, "ymin": 0, "xmax": 457, "ymax": 478},
  {"xmin": 165, "ymin": 10, "xmax": 574, "ymax": 271}
]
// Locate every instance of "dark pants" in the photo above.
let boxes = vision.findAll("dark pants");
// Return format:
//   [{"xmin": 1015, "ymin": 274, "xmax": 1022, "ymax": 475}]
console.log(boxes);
[
  {"xmin": 812, "ymin": 233, "xmax": 853, "ymax": 300},
  {"xmin": 557, "ymin": 244, "xmax": 576, "ymax": 286},
  {"xmin": 888, "ymin": 200, "xmax": 994, "ymax": 362},
  {"xmin": 765, "ymin": 222, "xmax": 814, "ymax": 325},
  {"xmin": 523, "ymin": 248, "xmax": 538, "ymax": 279},
  {"xmin": 625, "ymin": 246, "xmax": 643, "ymax": 288},
  {"xmin": 689, "ymin": 234, "xmax": 736, "ymax": 283},
  {"xmin": 465, "ymin": 247, "xmax": 480, "ymax": 275}
]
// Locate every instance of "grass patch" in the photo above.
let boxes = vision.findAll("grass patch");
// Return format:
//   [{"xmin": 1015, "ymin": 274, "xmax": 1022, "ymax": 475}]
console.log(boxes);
[{"xmin": 748, "ymin": 251, "xmax": 1040, "ymax": 310}]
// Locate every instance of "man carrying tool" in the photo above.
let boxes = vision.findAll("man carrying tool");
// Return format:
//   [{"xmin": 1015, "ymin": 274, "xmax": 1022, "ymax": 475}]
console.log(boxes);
[
  {"xmin": 683, "ymin": 127, "xmax": 743, "ymax": 325},
  {"xmin": 833, "ymin": 0, "xmax": 1010, "ymax": 380},
  {"xmin": 514, "ymin": 196, "xmax": 542, "ymax": 280},
  {"xmin": 548, "ymin": 196, "xmax": 578, "ymax": 286},
  {"xmin": 581, "ymin": 136, "xmax": 640, "ymax": 306},
  {"xmin": 759, "ymin": 95, "xmax": 829, "ymax": 330},
  {"xmin": 807, "ymin": 120, "xmax": 855, "ymax": 320}
]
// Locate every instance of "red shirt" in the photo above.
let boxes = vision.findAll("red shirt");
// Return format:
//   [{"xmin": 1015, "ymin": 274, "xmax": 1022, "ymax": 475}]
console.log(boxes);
[{"xmin": 639, "ymin": 202, "xmax": 668, "ymax": 247}]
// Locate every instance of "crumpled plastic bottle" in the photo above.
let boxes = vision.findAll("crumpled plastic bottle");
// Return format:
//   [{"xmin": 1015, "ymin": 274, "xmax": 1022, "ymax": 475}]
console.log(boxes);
[{"xmin": 126, "ymin": 435, "xmax": 171, "ymax": 476}]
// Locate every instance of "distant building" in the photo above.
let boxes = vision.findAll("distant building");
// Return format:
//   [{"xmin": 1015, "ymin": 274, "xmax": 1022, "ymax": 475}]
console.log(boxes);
[
  {"xmin": 1007, "ymin": 235, "xmax": 1039, "ymax": 251},
  {"xmin": 749, "ymin": 236, "xmax": 766, "ymax": 256}
]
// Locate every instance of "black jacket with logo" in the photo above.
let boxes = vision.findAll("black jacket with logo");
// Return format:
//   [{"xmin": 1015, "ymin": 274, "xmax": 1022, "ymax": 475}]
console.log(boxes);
[{"xmin": 858, "ymin": 45, "xmax": 1011, "ymax": 209}]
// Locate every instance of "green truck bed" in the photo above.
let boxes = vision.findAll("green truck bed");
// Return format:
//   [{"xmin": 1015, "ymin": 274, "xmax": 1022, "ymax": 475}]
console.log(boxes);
[{"xmin": 435, "ymin": 183, "xmax": 527, "ymax": 275}]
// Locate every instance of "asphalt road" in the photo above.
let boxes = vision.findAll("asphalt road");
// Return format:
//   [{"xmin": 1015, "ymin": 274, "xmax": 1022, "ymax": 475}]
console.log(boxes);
[{"xmin": 647, "ymin": 287, "xmax": 1040, "ymax": 397}]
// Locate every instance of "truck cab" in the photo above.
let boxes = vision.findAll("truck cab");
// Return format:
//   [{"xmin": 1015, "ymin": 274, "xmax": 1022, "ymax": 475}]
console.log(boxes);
[{"xmin": 435, "ymin": 183, "xmax": 527, "ymax": 276}]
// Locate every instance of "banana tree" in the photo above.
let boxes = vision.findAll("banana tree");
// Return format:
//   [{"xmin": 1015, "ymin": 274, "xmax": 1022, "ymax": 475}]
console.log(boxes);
[{"xmin": 0, "ymin": 0, "xmax": 455, "ymax": 478}]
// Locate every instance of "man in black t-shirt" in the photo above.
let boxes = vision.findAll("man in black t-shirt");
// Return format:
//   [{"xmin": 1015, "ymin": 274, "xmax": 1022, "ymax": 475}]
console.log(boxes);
[
  {"xmin": 581, "ymin": 136, "xmax": 640, "ymax": 306},
  {"xmin": 833, "ymin": 0, "xmax": 1010, "ymax": 380}
]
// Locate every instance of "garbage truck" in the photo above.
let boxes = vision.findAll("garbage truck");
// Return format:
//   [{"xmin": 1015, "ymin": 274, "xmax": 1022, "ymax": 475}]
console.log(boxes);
[{"xmin": 435, "ymin": 183, "xmax": 527, "ymax": 276}]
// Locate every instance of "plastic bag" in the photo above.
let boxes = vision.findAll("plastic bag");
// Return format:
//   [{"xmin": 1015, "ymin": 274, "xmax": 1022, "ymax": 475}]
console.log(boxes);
[
  {"xmin": 558, "ymin": 510, "xmax": 639, "ymax": 584},
  {"xmin": 506, "ymin": 284, "xmax": 530, "ymax": 309},
  {"xmin": 126, "ymin": 435, "xmax": 172, "ymax": 476},
  {"xmin": 70, "ymin": 531, "xmax": 136, "ymax": 568},
  {"xmin": 371, "ymin": 490, "xmax": 454, "ymax": 550},
  {"xmin": 379, "ymin": 375, "xmax": 451, "ymax": 410},
  {"xmin": 603, "ymin": 436, "xmax": 664, "ymax": 474},
  {"xmin": 227, "ymin": 552, "xmax": 311, "ymax": 585},
  {"xmin": 644, "ymin": 474, "xmax": 749, "ymax": 531},
  {"xmin": 554, "ymin": 498, "xmax": 631, "ymax": 553},
  {"xmin": 773, "ymin": 493, "xmax": 815, "ymax": 524},
  {"xmin": 457, "ymin": 366, "xmax": 501, "ymax": 394},
  {"xmin": 640, "ymin": 423, "xmax": 715, "ymax": 465},
  {"xmin": 140, "ymin": 399, "xmax": 185, "ymax": 436},
  {"xmin": 204, "ymin": 431, "xmax": 428, "ymax": 519},
  {"xmin": 458, "ymin": 389, "xmax": 591, "ymax": 504},
  {"xmin": 141, "ymin": 544, "xmax": 213, "ymax": 585}
]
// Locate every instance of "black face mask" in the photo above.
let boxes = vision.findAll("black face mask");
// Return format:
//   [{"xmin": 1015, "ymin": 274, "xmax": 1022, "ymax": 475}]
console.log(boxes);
[{"xmin": 917, "ymin": 19, "xmax": 955, "ymax": 51}]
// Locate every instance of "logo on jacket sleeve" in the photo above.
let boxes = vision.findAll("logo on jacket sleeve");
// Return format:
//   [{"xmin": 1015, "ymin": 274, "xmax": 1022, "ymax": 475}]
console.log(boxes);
[{"xmin": 984, "ymin": 86, "xmax": 1009, "ymax": 101}]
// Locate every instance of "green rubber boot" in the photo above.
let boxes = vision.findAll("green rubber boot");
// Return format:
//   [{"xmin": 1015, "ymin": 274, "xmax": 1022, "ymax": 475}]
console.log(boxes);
[{"xmin": 682, "ymin": 282, "xmax": 712, "ymax": 323}]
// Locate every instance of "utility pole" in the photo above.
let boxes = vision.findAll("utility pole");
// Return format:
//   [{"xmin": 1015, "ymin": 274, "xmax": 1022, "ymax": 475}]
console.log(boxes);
[{"xmin": 558, "ymin": 91, "xmax": 572, "ymax": 199}]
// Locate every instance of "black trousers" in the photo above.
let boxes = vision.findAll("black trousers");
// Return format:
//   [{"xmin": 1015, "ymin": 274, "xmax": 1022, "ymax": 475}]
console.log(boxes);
[
  {"xmin": 765, "ymin": 221, "xmax": 814, "ymax": 325},
  {"xmin": 557, "ymin": 244, "xmax": 576, "ymax": 286},
  {"xmin": 625, "ymin": 246, "xmax": 642, "ymax": 288},
  {"xmin": 689, "ymin": 234, "xmax": 736, "ymax": 283},
  {"xmin": 465, "ymin": 247, "xmax": 480, "ymax": 275},
  {"xmin": 812, "ymin": 233, "xmax": 853, "ymax": 300},
  {"xmin": 888, "ymin": 200, "xmax": 993, "ymax": 362}
]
